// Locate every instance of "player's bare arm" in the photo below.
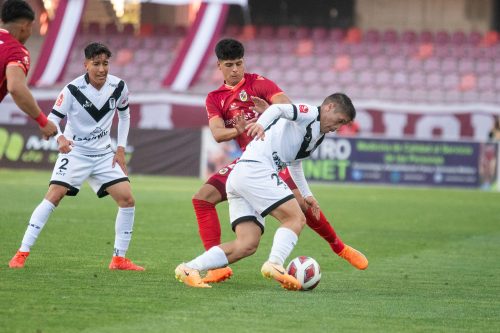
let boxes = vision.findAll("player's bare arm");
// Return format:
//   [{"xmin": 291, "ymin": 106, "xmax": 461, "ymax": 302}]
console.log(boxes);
[
  {"xmin": 271, "ymin": 93, "xmax": 292, "ymax": 105},
  {"xmin": 56, "ymin": 135, "xmax": 73, "ymax": 154},
  {"xmin": 113, "ymin": 146, "xmax": 128, "ymax": 175},
  {"xmin": 251, "ymin": 93, "xmax": 292, "ymax": 114},
  {"xmin": 6, "ymin": 65, "xmax": 57, "ymax": 139},
  {"xmin": 209, "ymin": 113, "xmax": 245, "ymax": 143}
]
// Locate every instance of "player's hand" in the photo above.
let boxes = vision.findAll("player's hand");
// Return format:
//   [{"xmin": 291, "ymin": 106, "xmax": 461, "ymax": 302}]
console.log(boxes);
[
  {"xmin": 113, "ymin": 146, "xmax": 128, "ymax": 175},
  {"xmin": 304, "ymin": 196, "xmax": 320, "ymax": 220},
  {"xmin": 40, "ymin": 120, "xmax": 58, "ymax": 140},
  {"xmin": 57, "ymin": 135, "xmax": 73, "ymax": 154},
  {"xmin": 246, "ymin": 122, "xmax": 265, "ymax": 140},
  {"xmin": 234, "ymin": 111, "xmax": 246, "ymax": 135},
  {"xmin": 251, "ymin": 96, "xmax": 269, "ymax": 114}
]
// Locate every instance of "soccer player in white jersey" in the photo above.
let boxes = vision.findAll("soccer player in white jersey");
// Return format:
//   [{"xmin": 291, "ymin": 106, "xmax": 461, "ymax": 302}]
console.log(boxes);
[
  {"xmin": 175, "ymin": 93, "xmax": 356, "ymax": 289},
  {"xmin": 8, "ymin": 42, "xmax": 144, "ymax": 271}
]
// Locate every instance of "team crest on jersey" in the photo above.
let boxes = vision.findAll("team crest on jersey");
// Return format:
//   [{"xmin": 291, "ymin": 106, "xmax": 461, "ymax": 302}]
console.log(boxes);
[
  {"xmin": 299, "ymin": 105, "xmax": 309, "ymax": 113},
  {"xmin": 239, "ymin": 90, "xmax": 248, "ymax": 102},
  {"xmin": 109, "ymin": 98, "xmax": 116, "ymax": 110},
  {"xmin": 55, "ymin": 93, "xmax": 64, "ymax": 107}
]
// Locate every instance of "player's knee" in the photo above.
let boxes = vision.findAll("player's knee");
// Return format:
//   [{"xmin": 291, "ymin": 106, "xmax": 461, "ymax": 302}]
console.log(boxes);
[
  {"xmin": 119, "ymin": 196, "xmax": 135, "ymax": 207},
  {"xmin": 45, "ymin": 188, "xmax": 66, "ymax": 206},
  {"xmin": 233, "ymin": 238, "xmax": 259, "ymax": 259},
  {"xmin": 192, "ymin": 190, "xmax": 206, "ymax": 201},
  {"xmin": 192, "ymin": 185, "xmax": 221, "ymax": 204}
]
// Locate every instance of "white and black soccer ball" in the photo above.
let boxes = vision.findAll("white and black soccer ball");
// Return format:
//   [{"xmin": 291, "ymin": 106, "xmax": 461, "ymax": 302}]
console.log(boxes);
[{"xmin": 286, "ymin": 256, "xmax": 321, "ymax": 291}]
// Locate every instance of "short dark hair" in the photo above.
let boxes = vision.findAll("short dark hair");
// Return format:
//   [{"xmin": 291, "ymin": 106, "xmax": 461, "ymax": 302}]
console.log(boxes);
[
  {"xmin": 215, "ymin": 38, "xmax": 244, "ymax": 60},
  {"xmin": 323, "ymin": 93, "xmax": 356, "ymax": 121},
  {"xmin": 84, "ymin": 42, "xmax": 112, "ymax": 59},
  {"xmin": 1, "ymin": 0, "xmax": 35, "ymax": 23}
]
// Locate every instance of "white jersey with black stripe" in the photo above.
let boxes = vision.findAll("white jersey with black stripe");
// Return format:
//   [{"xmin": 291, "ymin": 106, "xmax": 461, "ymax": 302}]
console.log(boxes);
[
  {"xmin": 50, "ymin": 73, "xmax": 130, "ymax": 154},
  {"xmin": 241, "ymin": 103, "xmax": 324, "ymax": 170}
]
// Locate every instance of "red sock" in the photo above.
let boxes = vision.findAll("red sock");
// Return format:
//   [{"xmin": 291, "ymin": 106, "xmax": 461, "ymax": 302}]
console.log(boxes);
[
  {"xmin": 192, "ymin": 199, "xmax": 221, "ymax": 250},
  {"xmin": 304, "ymin": 208, "xmax": 345, "ymax": 254}
]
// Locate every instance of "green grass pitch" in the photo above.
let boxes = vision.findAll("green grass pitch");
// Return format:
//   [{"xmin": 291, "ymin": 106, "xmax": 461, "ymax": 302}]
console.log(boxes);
[{"xmin": 1, "ymin": 169, "xmax": 499, "ymax": 333}]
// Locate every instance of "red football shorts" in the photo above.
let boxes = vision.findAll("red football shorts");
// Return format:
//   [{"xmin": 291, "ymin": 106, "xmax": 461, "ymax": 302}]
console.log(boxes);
[{"xmin": 206, "ymin": 159, "xmax": 297, "ymax": 201}]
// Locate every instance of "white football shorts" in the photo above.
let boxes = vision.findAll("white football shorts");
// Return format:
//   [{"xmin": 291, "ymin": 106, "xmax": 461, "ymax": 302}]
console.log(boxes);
[
  {"xmin": 50, "ymin": 150, "xmax": 129, "ymax": 198},
  {"xmin": 226, "ymin": 159, "xmax": 294, "ymax": 233}
]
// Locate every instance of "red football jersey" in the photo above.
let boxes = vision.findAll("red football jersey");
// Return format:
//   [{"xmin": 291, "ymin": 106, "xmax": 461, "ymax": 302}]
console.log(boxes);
[
  {"xmin": 206, "ymin": 73, "xmax": 284, "ymax": 150},
  {"xmin": 0, "ymin": 29, "xmax": 30, "ymax": 102}
]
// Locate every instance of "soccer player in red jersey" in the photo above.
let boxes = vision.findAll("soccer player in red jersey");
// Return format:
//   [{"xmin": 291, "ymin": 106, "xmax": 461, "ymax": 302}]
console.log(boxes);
[
  {"xmin": 0, "ymin": 0, "xmax": 56, "ymax": 138},
  {"xmin": 193, "ymin": 39, "xmax": 368, "ymax": 284}
]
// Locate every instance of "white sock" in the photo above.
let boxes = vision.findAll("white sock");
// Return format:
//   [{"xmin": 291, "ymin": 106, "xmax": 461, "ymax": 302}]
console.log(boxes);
[
  {"xmin": 268, "ymin": 227, "xmax": 298, "ymax": 266},
  {"xmin": 186, "ymin": 246, "xmax": 228, "ymax": 271},
  {"xmin": 113, "ymin": 207, "xmax": 135, "ymax": 257},
  {"xmin": 19, "ymin": 199, "xmax": 56, "ymax": 252}
]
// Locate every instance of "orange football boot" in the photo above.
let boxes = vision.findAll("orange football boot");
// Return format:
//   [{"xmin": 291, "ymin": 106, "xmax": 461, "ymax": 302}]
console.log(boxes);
[
  {"xmin": 175, "ymin": 263, "xmax": 211, "ymax": 288},
  {"xmin": 9, "ymin": 251, "xmax": 30, "ymax": 268},
  {"xmin": 261, "ymin": 261, "xmax": 301, "ymax": 291},
  {"xmin": 338, "ymin": 245, "xmax": 368, "ymax": 270},
  {"xmin": 109, "ymin": 256, "xmax": 145, "ymax": 271},
  {"xmin": 202, "ymin": 266, "xmax": 233, "ymax": 283}
]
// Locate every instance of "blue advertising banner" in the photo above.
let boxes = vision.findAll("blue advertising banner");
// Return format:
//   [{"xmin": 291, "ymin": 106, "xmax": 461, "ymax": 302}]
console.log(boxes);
[{"xmin": 303, "ymin": 137, "xmax": 498, "ymax": 189}]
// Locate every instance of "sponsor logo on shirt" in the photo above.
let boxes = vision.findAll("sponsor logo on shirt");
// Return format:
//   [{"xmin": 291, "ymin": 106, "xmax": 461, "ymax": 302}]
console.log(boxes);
[
  {"xmin": 224, "ymin": 112, "xmax": 254, "ymax": 127},
  {"xmin": 55, "ymin": 93, "xmax": 64, "ymax": 107},
  {"xmin": 299, "ymin": 105, "xmax": 309, "ymax": 113},
  {"xmin": 83, "ymin": 100, "xmax": 93, "ymax": 109},
  {"xmin": 272, "ymin": 152, "xmax": 288, "ymax": 171},
  {"xmin": 73, "ymin": 127, "xmax": 109, "ymax": 142}
]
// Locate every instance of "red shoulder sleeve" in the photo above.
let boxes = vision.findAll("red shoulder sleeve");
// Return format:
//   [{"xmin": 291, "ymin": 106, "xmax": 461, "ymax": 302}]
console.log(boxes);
[
  {"xmin": 5, "ymin": 46, "xmax": 30, "ymax": 75},
  {"xmin": 206, "ymin": 93, "xmax": 222, "ymax": 120},
  {"xmin": 251, "ymin": 75, "xmax": 284, "ymax": 103}
]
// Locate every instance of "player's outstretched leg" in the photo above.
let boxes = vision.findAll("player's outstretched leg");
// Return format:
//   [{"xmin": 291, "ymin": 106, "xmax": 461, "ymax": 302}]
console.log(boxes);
[
  {"xmin": 338, "ymin": 245, "xmax": 368, "ymax": 270},
  {"xmin": 261, "ymin": 261, "xmax": 301, "ymax": 291},
  {"xmin": 202, "ymin": 266, "xmax": 233, "ymax": 283},
  {"xmin": 175, "ymin": 263, "xmax": 211, "ymax": 288},
  {"xmin": 9, "ymin": 198, "xmax": 56, "ymax": 269}
]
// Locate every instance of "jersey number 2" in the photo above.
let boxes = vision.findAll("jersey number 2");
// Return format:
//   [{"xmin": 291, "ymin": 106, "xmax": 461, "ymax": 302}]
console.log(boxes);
[
  {"xmin": 59, "ymin": 158, "xmax": 69, "ymax": 170},
  {"xmin": 271, "ymin": 173, "xmax": 283, "ymax": 186}
]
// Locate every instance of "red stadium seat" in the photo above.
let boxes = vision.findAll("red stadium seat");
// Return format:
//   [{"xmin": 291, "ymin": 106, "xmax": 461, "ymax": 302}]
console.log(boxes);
[
  {"xmin": 401, "ymin": 30, "xmax": 418, "ymax": 44},
  {"xmin": 104, "ymin": 23, "xmax": 119, "ymax": 35}
]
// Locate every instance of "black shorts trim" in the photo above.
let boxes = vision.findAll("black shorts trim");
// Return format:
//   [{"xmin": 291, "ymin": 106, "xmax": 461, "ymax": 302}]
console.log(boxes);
[
  {"xmin": 49, "ymin": 181, "xmax": 79, "ymax": 196},
  {"xmin": 261, "ymin": 194, "xmax": 295, "ymax": 217},
  {"xmin": 97, "ymin": 177, "xmax": 130, "ymax": 198},
  {"xmin": 231, "ymin": 216, "xmax": 264, "ymax": 235}
]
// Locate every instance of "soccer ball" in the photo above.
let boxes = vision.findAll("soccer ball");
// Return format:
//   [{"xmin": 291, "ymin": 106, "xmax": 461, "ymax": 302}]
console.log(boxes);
[{"xmin": 286, "ymin": 256, "xmax": 321, "ymax": 291}]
